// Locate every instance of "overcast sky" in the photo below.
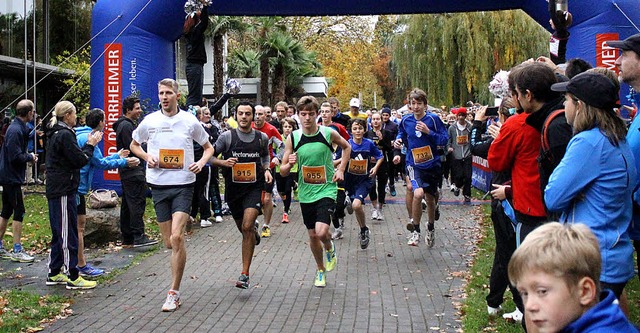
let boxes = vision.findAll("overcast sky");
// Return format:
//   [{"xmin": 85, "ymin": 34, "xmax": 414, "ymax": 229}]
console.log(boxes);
[{"xmin": 0, "ymin": 0, "xmax": 33, "ymax": 15}]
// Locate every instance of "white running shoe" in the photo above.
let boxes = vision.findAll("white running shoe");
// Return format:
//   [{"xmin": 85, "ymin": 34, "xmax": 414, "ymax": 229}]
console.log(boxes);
[
  {"xmin": 502, "ymin": 308, "xmax": 523, "ymax": 322},
  {"xmin": 214, "ymin": 216, "xmax": 223, "ymax": 223},
  {"xmin": 162, "ymin": 290, "xmax": 181, "ymax": 312},
  {"xmin": 407, "ymin": 231, "xmax": 420, "ymax": 246},
  {"xmin": 377, "ymin": 208, "xmax": 384, "ymax": 220},
  {"xmin": 371, "ymin": 209, "xmax": 379, "ymax": 220},
  {"xmin": 487, "ymin": 305, "xmax": 502, "ymax": 317},
  {"xmin": 200, "ymin": 219, "xmax": 212, "ymax": 228}
]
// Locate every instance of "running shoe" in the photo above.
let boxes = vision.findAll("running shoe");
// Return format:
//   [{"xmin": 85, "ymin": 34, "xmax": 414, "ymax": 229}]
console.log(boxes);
[
  {"xmin": 464, "ymin": 195, "xmax": 471, "ymax": 203},
  {"xmin": 426, "ymin": 229, "xmax": 435, "ymax": 248},
  {"xmin": 454, "ymin": 187, "xmax": 460, "ymax": 197},
  {"xmin": 10, "ymin": 250, "xmax": 34, "ymax": 263},
  {"xmin": 332, "ymin": 226, "xmax": 344, "ymax": 240},
  {"xmin": 371, "ymin": 209, "xmax": 379, "ymax": 220},
  {"xmin": 236, "ymin": 274, "xmax": 250, "ymax": 289},
  {"xmin": 406, "ymin": 219, "xmax": 415, "ymax": 232},
  {"xmin": 345, "ymin": 196, "xmax": 353, "ymax": 215},
  {"xmin": 325, "ymin": 241, "xmax": 337, "ymax": 272},
  {"xmin": 133, "ymin": 235, "xmax": 159, "ymax": 248},
  {"xmin": 0, "ymin": 247, "xmax": 11, "ymax": 260},
  {"xmin": 254, "ymin": 222, "xmax": 261, "ymax": 245},
  {"xmin": 161, "ymin": 290, "xmax": 181, "ymax": 312},
  {"xmin": 502, "ymin": 308, "xmax": 523, "ymax": 322},
  {"xmin": 314, "ymin": 270, "xmax": 326, "ymax": 288},
  {"xmin": 46, "ymin": 273, "xmax": 71, "ymax": 286},
  {"xmin": 360, "ymin": 229, "xmax": 371, "ymax": 249},
  {"xmin": 66, "ymin": 276, "xmax": 97, "ymax": 290},
  {"xmin": 377, "ymin": 208, "xmax": 384, "ymax": 221},
  {"xmin": 201, "ymin": 219, "xmax": 213, "ymax": 228},
  {"xmin": 261, "ymin": 225, "xmax": 271, "ymax": 238},
  {"xmin": 487, "ymin": 305, "xmax": 502, "ymax": 317},
  {"xmin": 214, "ymin": 216, "xmax": 224, "ymax": 223},
  {"xmin": 282, "ymin": 212, "xmax": 289, "ymax": 224},
  {"xmin": 78, "ymin": 264, "xmax": 105, "ymax": 278},
  {"xmin": 407, "ymin": 231, "xmax": 420, "ymax": 246},
  {"xmin": 390, "ymin": 186, "xmax": 397, "ymax": 197},
  {"xmin": 421, "ymin": 199, "xmax": 427, "ymax": 211}
]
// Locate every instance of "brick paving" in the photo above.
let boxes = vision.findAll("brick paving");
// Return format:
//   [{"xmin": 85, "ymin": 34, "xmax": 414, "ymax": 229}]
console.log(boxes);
[{"xmin": 39, "ymin": 185, "xmax": 482, "ymax": 332}]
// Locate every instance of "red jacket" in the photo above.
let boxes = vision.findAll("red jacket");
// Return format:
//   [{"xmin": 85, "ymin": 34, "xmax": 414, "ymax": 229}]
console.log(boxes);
[{"xmin": 488, "ymin": 113, "xmax": 545, "ymax": 217}]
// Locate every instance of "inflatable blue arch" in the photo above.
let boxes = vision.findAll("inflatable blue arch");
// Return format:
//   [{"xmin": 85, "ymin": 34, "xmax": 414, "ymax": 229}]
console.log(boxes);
[{"xmin": 89, "ymin": 0, "xmax": 640, "ymax": 191}]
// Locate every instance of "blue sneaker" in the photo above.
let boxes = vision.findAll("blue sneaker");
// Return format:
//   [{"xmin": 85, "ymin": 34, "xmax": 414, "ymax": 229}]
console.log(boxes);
[{"xmin": 78, "ymin": 264, "xmax": 105, "ymax": 278}]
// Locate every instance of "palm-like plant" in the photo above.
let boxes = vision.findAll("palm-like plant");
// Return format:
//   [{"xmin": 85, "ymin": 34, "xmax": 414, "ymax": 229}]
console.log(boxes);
[
  {"xmin": 228, "ymin": 48, "xmax": 259, "ymax": 78},
  {"xmin": 206, "ymin": 16, "xmax": 246, "ymax": 97}
]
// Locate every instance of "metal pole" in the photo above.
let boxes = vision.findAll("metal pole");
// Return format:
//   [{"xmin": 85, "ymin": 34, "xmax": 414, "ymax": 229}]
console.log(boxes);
[
  {"xmin": 222, "ymin": 32, "xmax": 228, "ymax": 117},
  {"xmin": 24, "ymin": 0, "xmax": 28, "ymax": 99},
  {"xmin": 33, "ymin": 0, "xmax": 38, "ymax": 182}
]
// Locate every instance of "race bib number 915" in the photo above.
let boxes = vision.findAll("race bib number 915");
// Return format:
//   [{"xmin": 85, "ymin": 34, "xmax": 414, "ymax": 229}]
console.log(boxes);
[
  {"xmin": 159, "ymin": 149, "xmax": 185, "ymax": 169},
  {"xmin": 232, "ymin": 162, "xmax": 257, "ymax": 183},
  {"xmin": 302, "ymin": 165, "xmax": 327, "ymax": 184}
]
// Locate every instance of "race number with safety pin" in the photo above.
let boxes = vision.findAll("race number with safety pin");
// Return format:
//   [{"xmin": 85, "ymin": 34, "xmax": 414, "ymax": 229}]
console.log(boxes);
[
  {"xmin": 232, "ymin": 162, "xmax": 257, "ymax": 183},
  {"xmin": 348, "ymin": 159, "xmax": 368, "ymax": 175},
  {"xmin": 302, "ymin": 165, "xmax": 327, "ymax": 184},
  {"xmin": 159, "ymin": 149, "xmax": 185, "ymax": 169},
  {"xmin": 457, "ymin": 135, "xmax": 468, "ymax": 145},
  {"xmin": 411, "ymin": 146, "xmax": 434, "ymax": 164}
]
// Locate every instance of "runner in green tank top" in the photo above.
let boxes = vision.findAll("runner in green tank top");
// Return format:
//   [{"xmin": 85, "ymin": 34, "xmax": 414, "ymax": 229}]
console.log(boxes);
[{"xmin": 280, "ymin": 96, "xmax": 350, "ymax": 288}]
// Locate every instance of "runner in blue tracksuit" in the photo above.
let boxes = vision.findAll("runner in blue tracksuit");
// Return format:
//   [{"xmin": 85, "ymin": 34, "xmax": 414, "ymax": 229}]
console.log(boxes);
[
  {"xmin": 337, "ymin": 119, "xmax": 383, "ymax": 250},
  {"xmin": 393, "ymin": 88, "xmax": 448, "ymax": 247}
]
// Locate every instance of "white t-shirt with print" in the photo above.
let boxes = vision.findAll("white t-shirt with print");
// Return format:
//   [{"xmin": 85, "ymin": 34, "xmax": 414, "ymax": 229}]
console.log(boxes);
[{"xmin": 133, "ymin": 110, "xmax": 210, "ymax": 186}]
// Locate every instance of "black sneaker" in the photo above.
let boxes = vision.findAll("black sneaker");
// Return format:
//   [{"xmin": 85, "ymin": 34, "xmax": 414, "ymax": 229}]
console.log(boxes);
[
  {"xmin": 133, "ymin": 235, "xmax": 159, "ymax": 248},
  {"xmin": 453, "ymin": 188, "xmax": 460, "ymax": 197},
  {"xmin": 236, "ymin": 274, "xmax": 250, "ymax": 289},
  {"xmin": 360, "ymin": 229, "xmax": 371, "ymax": 249}
]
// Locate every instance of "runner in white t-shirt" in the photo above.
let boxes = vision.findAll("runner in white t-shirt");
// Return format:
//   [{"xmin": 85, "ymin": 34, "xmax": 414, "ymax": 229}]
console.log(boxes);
[{"xmin": 130, "ymin": 79, "xmax": 214, "ymax": 312}]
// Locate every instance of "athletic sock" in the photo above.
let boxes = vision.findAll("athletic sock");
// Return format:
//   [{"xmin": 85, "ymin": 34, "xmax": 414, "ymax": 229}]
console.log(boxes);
[
  {"xmin": 13, "ymin": 243, "xmax": 23, "ymax": 253},
  {"xmin": 427, "ymin": 223, "xmax": 434, "ymax": 231},
  {"xmin": 414, "ymin": 224, "xmax": 421, "ymax": 233},
  {"xmin": 360, "ymin": 226, "xmax": 369, "ymax": 233}
]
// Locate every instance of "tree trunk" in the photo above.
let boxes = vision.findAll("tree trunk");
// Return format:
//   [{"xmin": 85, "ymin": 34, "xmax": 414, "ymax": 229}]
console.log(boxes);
[
  {"xmin": 272, "ymin": 63, "xmax": 286, "ymax": 103},
  {"xmin": 212, "ymin": 34, "xmax": 224, "ymax": 97},
  {"xmin": 259, "ymin": 56, "xmax": 270, "ymax": 105}
]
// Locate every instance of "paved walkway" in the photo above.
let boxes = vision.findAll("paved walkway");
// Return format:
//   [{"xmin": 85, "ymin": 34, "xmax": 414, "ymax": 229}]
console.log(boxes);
[{"xmin": 36, "ymin": 185, "xmax": 482, "ymax": 332}]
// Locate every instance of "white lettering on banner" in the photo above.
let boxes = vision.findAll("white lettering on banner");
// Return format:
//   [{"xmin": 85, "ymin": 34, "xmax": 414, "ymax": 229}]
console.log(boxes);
[
  {"xmin": 472, "ymin": 155, "xmax": 489, "ymax": 169},
  {"xmin": 129, "ymin": 58, "xmax": 137, "ymax": 95},
  {"xmin": 600, "ymin": 42, "xmax": 617, "ymax": 70},
  {"xmin": 104, "ymin": 43, "xmax": 122, "ymax": 181}
]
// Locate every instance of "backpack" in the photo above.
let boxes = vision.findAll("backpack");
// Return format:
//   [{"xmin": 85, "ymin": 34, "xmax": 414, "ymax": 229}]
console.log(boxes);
[{"xmin": 540, "ymin": 109, "xmax": 565, "ymax": 162}]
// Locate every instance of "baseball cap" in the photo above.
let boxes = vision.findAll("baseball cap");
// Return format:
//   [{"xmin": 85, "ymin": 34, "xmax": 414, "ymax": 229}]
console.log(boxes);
[
  {"xmin": 349, "ymin": 98, "xmax": 360, "ymax": 108},
  {"xmin": 606, "ymin": 33, "xmax": 640, "ymax": 56},
  {"xmin": 456, "ymin": 107, "xmax": 467, "ymax": 116},
  {"xmin": 550, "ymin": 72, "xmax": 618, "ymax": 109}
]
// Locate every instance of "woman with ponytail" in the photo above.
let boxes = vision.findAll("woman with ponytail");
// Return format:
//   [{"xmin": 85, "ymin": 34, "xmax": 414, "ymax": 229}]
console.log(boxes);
[{"xmin": 44, "ymin": 101, "xmax": 102, "ymax": 289}]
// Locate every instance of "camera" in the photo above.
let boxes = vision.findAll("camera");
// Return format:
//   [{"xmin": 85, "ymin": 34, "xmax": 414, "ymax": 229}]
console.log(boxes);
[{"xmin": 485, "ymin": 106, "xmax": 499, "ymax": 117}]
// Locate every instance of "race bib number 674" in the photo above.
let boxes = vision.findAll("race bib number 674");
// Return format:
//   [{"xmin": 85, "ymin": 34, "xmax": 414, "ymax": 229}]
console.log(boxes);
[{"xmin": 159, "ymin": 149, "xmax": 185, "ymax": 169}]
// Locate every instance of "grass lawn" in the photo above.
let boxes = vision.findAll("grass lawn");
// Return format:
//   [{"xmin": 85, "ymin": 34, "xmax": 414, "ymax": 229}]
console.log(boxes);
[
  {"xmin": 462, "ymin": 204, "xmax": 640, "ymax": 331},
  {"xmin": 1, "ymin": 189, "xmax": 160, "ymax": 332}
]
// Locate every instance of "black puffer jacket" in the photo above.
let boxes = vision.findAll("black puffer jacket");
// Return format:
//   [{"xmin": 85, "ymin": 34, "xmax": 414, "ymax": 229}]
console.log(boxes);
[{"xmin": 45, "ymin": 122, "xmax": 94, "ymax": 199}]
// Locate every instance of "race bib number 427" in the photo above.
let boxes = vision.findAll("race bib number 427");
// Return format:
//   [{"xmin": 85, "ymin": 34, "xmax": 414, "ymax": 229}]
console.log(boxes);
[{"xmin": 159, "ymin": 149, "xmax": 185, "ymax": 169}]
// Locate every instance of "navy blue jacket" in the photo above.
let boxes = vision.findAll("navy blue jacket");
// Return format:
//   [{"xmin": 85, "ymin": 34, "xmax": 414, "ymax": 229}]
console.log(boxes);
[{"xmin": 0, "ymin": 118, "xmax": 34, "ymax": 185}]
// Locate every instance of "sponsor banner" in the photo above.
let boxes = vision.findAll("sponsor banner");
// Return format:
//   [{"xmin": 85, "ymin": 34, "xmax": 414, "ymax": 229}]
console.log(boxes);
[
  {"xmin": 103, "ymin": 43, "xmax": 122, "ymax": 181},
  {"xmin": 472, "ymin": 155, "xmax": 492, "ymax": 193},
  {"xmin": 596, "ymin": 33, "xmax": 619, "ymax": 73}
]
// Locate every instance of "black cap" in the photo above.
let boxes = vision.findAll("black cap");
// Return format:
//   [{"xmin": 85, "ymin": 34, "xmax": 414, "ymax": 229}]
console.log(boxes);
[
  {"xmin": 381, "ymin": 107, "xmax": 391, "ymax": 115},
  {"xmin": 606, "ymin": 33, "xmax": 640, "ymax": 56},
  {"xmin": 551, "ymin": 72, "xmax": 618, "ymax": 109}
]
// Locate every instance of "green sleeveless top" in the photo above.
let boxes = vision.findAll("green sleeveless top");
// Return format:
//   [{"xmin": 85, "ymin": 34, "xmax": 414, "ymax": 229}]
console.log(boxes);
[{"xmin": 292, "ymin": 126, "xmax": 336, "ymax": 203}]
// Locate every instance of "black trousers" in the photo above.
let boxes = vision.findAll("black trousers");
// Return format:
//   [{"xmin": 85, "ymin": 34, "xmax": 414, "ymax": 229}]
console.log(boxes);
[
  {"xmin": 185, "ymin": 62, "xmax": 204, "ymax": 107},
  {"xmin": 451, "ymin": 156, "xmax": 472, "ymax": 196},
  {"xmin": 486, "ymin": 200, "xmax": 518, "ymax": 308},
  {"xmin": 191, "ymin": 166, "xmax": 211, "ymax": 220},
  {"xmin": 120, "ymin": 177, "xmax": 147, "ymax": 244}
]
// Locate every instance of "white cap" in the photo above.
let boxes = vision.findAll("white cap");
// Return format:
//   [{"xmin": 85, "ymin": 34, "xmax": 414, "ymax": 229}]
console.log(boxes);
[{"xmin": 349, "ymin": 98, "xmax": 360, "ymax": 108}]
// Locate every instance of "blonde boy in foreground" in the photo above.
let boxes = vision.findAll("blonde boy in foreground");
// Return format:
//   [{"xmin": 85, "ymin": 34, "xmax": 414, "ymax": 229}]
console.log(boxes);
[{"xmin": 508, "ymin": 222, "xmax": 638, "ymax": 333}]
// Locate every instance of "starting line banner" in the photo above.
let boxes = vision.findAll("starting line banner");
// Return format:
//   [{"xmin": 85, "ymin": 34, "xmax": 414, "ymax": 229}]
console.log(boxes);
[{"xmin": 471, "ymin": 155, "xmax": 492, "ymax": 193}]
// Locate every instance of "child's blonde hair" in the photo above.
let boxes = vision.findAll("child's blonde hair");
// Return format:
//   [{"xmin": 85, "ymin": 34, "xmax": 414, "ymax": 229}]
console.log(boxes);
[{"xmin": 508, "ymin": 222, "xmax": 601, "ymax": 292}]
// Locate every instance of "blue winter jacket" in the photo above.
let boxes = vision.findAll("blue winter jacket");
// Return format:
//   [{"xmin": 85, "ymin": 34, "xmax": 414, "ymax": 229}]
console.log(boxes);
[
  {"xmin": 627, "ymin": 92, "xmax": 640, "ymax": 241},
  {"xmin": 0, "ymin": 118, "xmax": 34, "ymax": 185},
  {"xmin": 545, "ymin": 127, "xmax": 636, "ymax": 284},
  {"xmin": 396, "ymin": 112, "xmax": 448, "ymax": 170},
  {"xmin": 561, "ymin": 290, "xmax": 639, "ymax": 332},
  {"xmin": 76, "ymin": 126, "xmax": 127, "ymax": 195}
]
